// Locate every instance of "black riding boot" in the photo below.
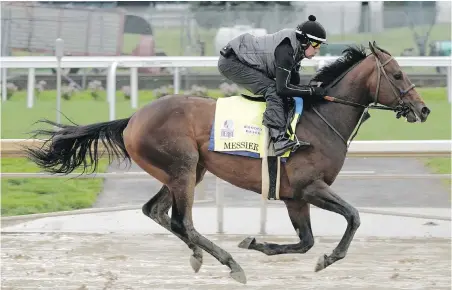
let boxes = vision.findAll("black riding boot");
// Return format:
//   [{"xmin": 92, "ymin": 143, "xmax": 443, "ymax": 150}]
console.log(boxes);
[
  {"xmin": 269, "ymin": 128, "xmax": 309, "ymax": 156},
  {"xmin": 262, "ymin": 89, "xmax": 310, "ymax": 156}
]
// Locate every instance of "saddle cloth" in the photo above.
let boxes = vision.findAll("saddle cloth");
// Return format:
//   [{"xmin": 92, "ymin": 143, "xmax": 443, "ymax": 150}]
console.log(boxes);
[{"xmin": 207, "ymin": 94, "xmax": 304, "ymax": 162}]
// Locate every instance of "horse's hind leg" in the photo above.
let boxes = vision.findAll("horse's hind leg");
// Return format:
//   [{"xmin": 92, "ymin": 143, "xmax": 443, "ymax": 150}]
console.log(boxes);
[
  {"xmin": 142, "ymin": 165, "xmax": 206, "ymax": 273},
  {"xmin": 303, "ymin": 179, "xmax": 361, "ymax": 272},
  {"xmin": 238, "ymin": 199, "xmax": 315, "ymax": 255},
  {"xmin": 169, "ymin": 160, "xmax": 247, "ymax": 284}
]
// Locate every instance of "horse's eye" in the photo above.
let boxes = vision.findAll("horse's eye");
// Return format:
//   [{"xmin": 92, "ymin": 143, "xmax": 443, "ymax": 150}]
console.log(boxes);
[{"xmin": 394, "ymin": 72, "xmax": 402, "ymax": 80}]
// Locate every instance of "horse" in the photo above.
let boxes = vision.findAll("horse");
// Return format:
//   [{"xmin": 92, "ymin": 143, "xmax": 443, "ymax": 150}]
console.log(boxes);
[{"xmin": 24, "ymin": 41, "xmax": 430, "ymax": 284}]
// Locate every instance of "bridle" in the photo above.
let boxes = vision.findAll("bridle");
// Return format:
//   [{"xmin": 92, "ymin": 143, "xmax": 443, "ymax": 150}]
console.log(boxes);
[{"xmin": 311, "ymin": 46, "xmax": 416, "ymax": 148}]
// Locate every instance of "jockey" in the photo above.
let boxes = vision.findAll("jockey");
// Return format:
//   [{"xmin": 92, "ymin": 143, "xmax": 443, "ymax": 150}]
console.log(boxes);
[{"xmin": 218, "ymin": 15, "xmax": 328, "ymax": 156}]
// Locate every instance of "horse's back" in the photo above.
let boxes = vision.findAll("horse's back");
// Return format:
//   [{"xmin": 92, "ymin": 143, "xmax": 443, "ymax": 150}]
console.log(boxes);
[{"xmin": 126, "ymin": 94, "xmax": 216, "ymax": 145}]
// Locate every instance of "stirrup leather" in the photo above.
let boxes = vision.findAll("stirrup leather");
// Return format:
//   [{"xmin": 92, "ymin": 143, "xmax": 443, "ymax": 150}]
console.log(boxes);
[{"xmin": 291, "ymin": 134, "xmax": 302, "ymax": 152}]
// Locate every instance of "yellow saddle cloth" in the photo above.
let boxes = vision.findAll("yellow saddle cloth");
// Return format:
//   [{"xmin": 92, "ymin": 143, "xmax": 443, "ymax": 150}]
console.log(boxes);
[{"xmin": 208, "ymin": 95, "xmax": 303, "ymax": 159}]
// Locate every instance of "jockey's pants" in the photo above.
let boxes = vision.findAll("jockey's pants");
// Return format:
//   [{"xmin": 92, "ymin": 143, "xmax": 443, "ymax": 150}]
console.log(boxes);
[{"xmin": 218, "ymin": 54, "xmax": 288, "ymax": 131}]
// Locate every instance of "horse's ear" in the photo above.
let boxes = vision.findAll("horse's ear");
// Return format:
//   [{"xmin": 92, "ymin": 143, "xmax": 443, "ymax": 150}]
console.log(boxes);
[
  {"xmin": 373, "ymin": 40, "xmax": 377, "ymax": 47},
  {"xmin": 369, "ymin": 41, "xmax": 378, "ymax": 56}
]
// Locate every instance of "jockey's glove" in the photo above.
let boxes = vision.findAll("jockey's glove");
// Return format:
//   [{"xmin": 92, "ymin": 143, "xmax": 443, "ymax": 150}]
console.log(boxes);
[{"xmin": 311, "ymin": 86, "xmax": 327, "ymax": 98}]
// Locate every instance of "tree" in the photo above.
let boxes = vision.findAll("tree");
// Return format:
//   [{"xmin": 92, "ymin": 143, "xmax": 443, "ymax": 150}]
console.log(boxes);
[
  {"xmin": 403, "ymin": 2, "xmax": 437, "ymax": 56},
  {"xmin": 384, "ymin": 1, "xmax": 437, "ymax": 56}
]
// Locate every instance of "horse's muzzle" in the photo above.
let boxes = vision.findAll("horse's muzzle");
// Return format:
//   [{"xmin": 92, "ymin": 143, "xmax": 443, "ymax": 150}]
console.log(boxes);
[
  {"xmin": 420, "ymin": 106, "xmax": 431, "ymax": 122},
  {"xmin": 408, "ymin": 104, "xmax": 430, "ymax": 123}
]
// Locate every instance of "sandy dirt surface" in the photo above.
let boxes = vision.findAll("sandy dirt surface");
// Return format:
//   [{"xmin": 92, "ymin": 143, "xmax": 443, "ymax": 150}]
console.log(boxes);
[{"xmin": 1, "ymin": 232, "xmax": 450, "ymax": 290}]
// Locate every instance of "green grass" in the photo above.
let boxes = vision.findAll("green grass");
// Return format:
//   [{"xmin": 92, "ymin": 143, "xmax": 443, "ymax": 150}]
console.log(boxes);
[
  {"xmin": 423, "ymin": 157, "xmax": 451, "ymax": 174},
  {"xmin": 357, "ymin": 87, "xmax": 451, "ymax": 141},
  {"xmin": 144, "ymin": 23, "xmax": 451, "ymax": 74},
  {"xmin": 2, "ymin": 87, "xmax": 449, "ymax": 140},
  {"xmin": 328, "ymin": 23, "xmax": 451, "ymax": 56},
  {"xmin": 1, "ymin": 89, "xmax": 226, "ymax": 139},
  {"xmin": 1, "ymin": 157, "xmax": 110, "ymax": 216},
  {"xmin": 421, "ymin": 157, "xmax": 451, "ymax": 189},
  {"xmin": 146, "ymin": 23, "xmax": 451, "ymax": 58}
]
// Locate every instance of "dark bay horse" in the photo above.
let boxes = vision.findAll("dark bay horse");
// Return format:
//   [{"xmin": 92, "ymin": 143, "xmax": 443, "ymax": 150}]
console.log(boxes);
[{"xmin": 25, "ymin": 42, "xmax": 430, "ymax": 284}]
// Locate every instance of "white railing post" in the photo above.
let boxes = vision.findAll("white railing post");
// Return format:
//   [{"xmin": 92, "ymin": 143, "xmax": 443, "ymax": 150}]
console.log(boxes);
[
  {"xmin": 55, "ymin": 38, "xmax": 64, "ymax": 124},
  {"xmin": 196, "ymin": 179, "xmax": 207, "ymax": 201},
  {"xmin": 27, "ymin": 68, "xmax": 35, "ymax": 108},
  {"xmin": 1, "ymin": 68, "xmax": 7, "ymax": 102},
  {"xmin": 173, "ymin": 66, "xmax": 180, "ymax": 94},
  {"xmin": 216, "ymin": 177, "xmax": 224, "ymax": 234},
  {"xmin": 447, "ymin": 65, "xmax": 451, "ymax": 103},
  {"xmin": 260, "ymin": 198, "xmax": 267, "ymax": 235},
  {"xmin": 130, "ymin": 67, "xmax": 138, "ymax": 109},
  {"xmin": 107, "ymin": 62, "xmax": 118, "ymax": 121}
]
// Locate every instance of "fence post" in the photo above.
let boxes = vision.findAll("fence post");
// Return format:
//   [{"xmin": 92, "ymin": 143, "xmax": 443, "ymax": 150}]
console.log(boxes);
[
  {"xmin": 55, "ymin": 38, "xmax": 64, "ymax": 124},
  {"xmin": 448, "ymin": 65, "xmax": 451, "ymax": 103},
  {"xmin": 1, "ymin": 68, "xmax": 6, "ymax": 102},
  {"xmin": 216, "ymin": 177, "xmax": 224, "ymax": 234},
  {"xmin": 196, "ymin": 179, "xmax": 207, "ymax": 201},
  {"xmin": 27, "ymin": 68, "xmax": 35, "ymax": 108},
  {"xmin": 130, "ymin": 67, "xmax": 138, "ymax": 109},
  {"xmin": 173, "ymin": 67, "xmax": 180, "ymax": 94},
  {"xmin": 260, "ymin": 198, "xmax": 267, "ymax": 235},
  {"xmin": 107, "ymin": 62, "xmax": 118, "ymax": 121}
]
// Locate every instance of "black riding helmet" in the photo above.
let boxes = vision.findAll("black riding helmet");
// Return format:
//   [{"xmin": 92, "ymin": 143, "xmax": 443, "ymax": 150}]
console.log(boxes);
[{"xmin": 296, "ymin": 15, "xmax": 327, "ymax": 48}]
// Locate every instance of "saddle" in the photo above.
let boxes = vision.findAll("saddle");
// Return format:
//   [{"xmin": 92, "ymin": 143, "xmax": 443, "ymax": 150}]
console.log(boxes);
[
  {"xmin": 207, "ymin": 94, "xmax": 304, "ymax": 200},
  {"xmin": 240, "ymin": 93, "xmax": 297, "ymax": 137}
]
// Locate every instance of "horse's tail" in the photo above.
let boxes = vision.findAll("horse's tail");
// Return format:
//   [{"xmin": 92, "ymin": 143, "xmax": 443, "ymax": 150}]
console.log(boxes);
[{"xmin": 24, "ymin": 117, "xmax": 132, "ymax": 175}]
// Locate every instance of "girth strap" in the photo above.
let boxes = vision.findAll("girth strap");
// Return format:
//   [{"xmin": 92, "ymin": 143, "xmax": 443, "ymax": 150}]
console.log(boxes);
[{"xmin": 311, "ymin": 106, "xmax": 347, "ymax": 144}]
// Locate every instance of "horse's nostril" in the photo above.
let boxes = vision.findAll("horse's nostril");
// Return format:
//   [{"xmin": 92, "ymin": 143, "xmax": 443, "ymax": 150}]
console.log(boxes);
[{"xmin": 421, "ymin": 107, "xmax": 430, "ymax": 116}]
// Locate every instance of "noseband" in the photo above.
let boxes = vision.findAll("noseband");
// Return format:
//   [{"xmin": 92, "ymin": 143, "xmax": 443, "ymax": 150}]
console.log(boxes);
[{"xmin": 312, "ymin": 52, "xmax": 416, "ymax": 148}]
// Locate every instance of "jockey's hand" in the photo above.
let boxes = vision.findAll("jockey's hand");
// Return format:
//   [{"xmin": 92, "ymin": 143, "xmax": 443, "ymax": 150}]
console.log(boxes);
[{"xmin": 312, "ymin": 86, "xmax": 327, "ymax": 98}]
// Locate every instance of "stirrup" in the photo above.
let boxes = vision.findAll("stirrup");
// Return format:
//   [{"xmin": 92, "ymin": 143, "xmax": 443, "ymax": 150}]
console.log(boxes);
[
  {"xmin": 291, "ymin": 134, "xmax": 301, "ymax": 152},
  {"xmin": 290, "ymin": 134, "xmax": 310, "ymax": 152}
]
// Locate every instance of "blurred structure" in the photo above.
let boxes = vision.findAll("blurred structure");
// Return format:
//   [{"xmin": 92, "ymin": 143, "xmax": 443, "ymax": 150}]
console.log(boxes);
[{"xmin": 1, "ymin": 1, "xmax": 450, "ymax": 80}]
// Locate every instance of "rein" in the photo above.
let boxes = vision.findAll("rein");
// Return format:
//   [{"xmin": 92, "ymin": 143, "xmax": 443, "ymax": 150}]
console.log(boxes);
[{"xmin": 311, "ymin": 51, "xmax": 415, "ymax": 148}]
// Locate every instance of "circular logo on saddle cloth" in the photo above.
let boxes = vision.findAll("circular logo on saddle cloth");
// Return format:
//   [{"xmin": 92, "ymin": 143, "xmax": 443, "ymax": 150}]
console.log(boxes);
[
  {"xmin": 223, "ymin": 119, "xmax": 234, "ymax": 130},
  {"xmin": 220, "ymin": 119, "xmax": 235, "ymax": 138}
]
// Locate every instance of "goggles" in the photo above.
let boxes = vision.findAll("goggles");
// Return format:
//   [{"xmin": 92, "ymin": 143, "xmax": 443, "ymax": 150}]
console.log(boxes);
[{"xmin": 309, "ymin": 40, "xmax": 321, "ymax": 48}]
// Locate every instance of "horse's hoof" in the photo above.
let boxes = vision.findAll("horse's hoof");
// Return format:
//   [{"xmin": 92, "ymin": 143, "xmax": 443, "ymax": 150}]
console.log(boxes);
[
  {"xmin": 238, "ymin": 237, "xmax": 256, "ymax": 249},
  {"xmin": 190, "ymin": 254, "xmax": 203, "ymax": 273},
  {"xmin": 230, "ymin": 269, "xmax": 247, "ymax": 284},
  {"xmin": 314, "ymin": 254, "xmax": 328, "ymax": 272}
]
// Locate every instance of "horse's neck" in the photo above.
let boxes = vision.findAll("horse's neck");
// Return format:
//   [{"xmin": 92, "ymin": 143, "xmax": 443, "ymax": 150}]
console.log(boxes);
[{"xmin": 314, "ymin": 68, "xmax": 371, "ymax": 144}]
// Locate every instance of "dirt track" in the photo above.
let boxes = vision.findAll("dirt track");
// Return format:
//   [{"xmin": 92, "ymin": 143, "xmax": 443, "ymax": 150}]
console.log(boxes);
[{"xmin": 1, "ymin": 233, "xmax": 450, "ymax": 290}]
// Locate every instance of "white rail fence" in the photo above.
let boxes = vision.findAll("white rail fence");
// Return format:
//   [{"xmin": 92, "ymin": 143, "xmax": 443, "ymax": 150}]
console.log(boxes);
[
  {"xmin": 1, "ymin": 55, "xmax": 451, "ymax": 121},
  {"xmin": 1, "ymin": 139, "xmax": 451, "ymax": 233}
]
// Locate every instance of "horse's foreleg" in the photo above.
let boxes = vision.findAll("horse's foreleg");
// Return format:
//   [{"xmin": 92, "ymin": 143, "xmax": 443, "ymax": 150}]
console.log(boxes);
[
  {"xmin": 238, "ymin": 199, "xmax": 314, "ymax": 255},
  {"xmin": 169, "ymin": 162, "xmax": 247, "ymax": 284},
  {"xmin": 303, "ymin": 179, "xmax": 361, "ymax": 272}
]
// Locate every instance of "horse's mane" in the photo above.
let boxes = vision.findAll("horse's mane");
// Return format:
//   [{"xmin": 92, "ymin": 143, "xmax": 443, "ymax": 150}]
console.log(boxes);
[{"xmin": 311, "ymin": 45, "xmax": 368, "ymax": 87}]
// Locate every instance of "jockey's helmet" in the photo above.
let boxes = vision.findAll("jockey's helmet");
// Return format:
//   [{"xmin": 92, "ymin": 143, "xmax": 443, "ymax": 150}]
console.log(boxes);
[{"xmin": 296, "ymin": 15, "xmax": 327, "ymax": 49}]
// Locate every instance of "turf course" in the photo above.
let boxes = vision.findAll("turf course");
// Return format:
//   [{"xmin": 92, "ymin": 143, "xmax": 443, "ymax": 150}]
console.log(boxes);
[
  {"xmin": 1, "ymin": 87, "xmax": 450, "ymax": 216},
  {"xmin": 1, "ymin": 158, "xmax": 110, "ymax": 216},
  {"xmin": 2, "ymin": 88, "xmax": 450, "ymax": 140}
]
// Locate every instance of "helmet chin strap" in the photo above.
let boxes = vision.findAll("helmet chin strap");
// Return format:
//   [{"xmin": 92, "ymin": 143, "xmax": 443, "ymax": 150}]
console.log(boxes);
[
  {"xmin": 294, "ymin": 45, "xmax": 306, "ymax": 63},
  {"xmin": 295, "ymin": 31, "xmax": 310, "ymax": 62}
]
